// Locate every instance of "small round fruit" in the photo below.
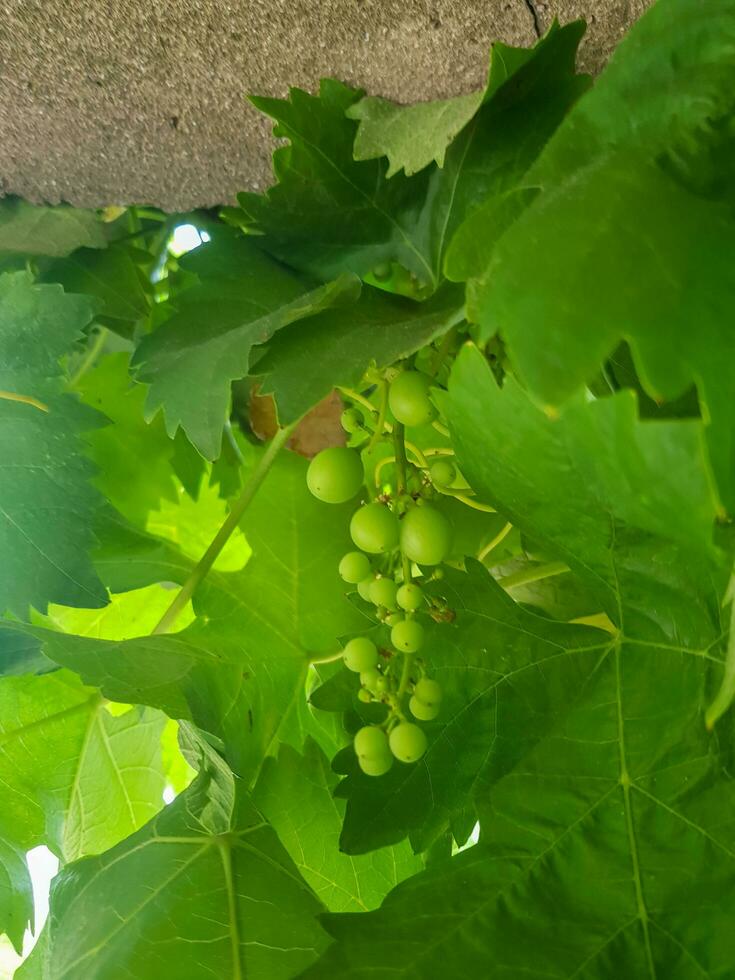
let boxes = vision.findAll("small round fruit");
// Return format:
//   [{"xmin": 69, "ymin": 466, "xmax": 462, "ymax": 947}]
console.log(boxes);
[
  {"xmin": 373, "ymin": 675, "xmax": 388, "ymax": 695},
  {"xmin": 391, "ymin": 618, "xmax": 424, "ymax": 653},
  {"xmin": 369, "ymin": 577, "xmax": 398, "ymax": 610},
  {"xmin": 360, "ymin": 668, "xmax": 380, "ymax": 690},
  {"xmin": 343, "ymin": 637, "xmax": 378, "ymax": 673},
  {"xmin": 358, "ymin": 687, "xmax": 373, "ymax": 703},
  {"xmin": 388, "ymin": 371, "xmax": 437, "ymax": 428},
  {"xmin": 354, "ymin": 725, "xmax": 390, "ymax": 759},
  {"xmin": 340, "ymin": 408, "xmax": 363, "ymax": 433},
  {"xmin": 430, "ymin": 459, "xmax": 456, "ymax": 487},
  {"xmin": 357, "ymin": 574, "xmax": 377, "ymax": 602},
  {"xmin": 385, "ymin": 612, "xmax": 403, "ymax": 628},
  {"xmin": 372, "ymin": 261, "xmax": 392, "ymax": 282},
  {"xmin": 389, "ymin": 722, "xmax": 428, "ymax": 763},
  {"xmin": 350, "ymin": 503, "xmax": 399, "ymax": 554},
  {"xmin": 307, "ymin": 447, "xmax": 363, "ymax": 504},
  {"xmin": 397, "ymin": 583, "xmax": 423, "ymax": 612},
  {"xmin": 400, "ymin": 505, "xmax": 452, "ymax": 566},
  {"xmin": 414, "ymin": 677, "xmax": 442, "ymax": 706},
  {"xmin": 359, "ymin": 754, "xmax": 394, "ymax": 776},
  {"xmin": 339, "ymin": 551, "xmax": 371, "ymax": 584},
  {"xmin": 409, "ymin": 695, "xmax": 440, "ymax": 721}
]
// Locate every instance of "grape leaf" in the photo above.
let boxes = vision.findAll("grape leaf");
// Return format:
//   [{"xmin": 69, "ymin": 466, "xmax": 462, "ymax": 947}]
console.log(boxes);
[
  {"xmin": 346, "ymin": 24, "xmax": 573, "ymax": 178},
  {"xmin": 27, "ymin": 765, "xmax": 327, "ymax": 980},
  {"xmin": 0, "ymin": 670, "xmax": 166, "ymax": 861},
  {"xmin": 238, "ymin": 80, "xmax": 437, "ymax": 286},
  {"xmin": 348, "ymin": 92, "xmax": 482, "ymax": 178},
  {"xmin": 331, "ymin": 563, "xmax": 610, "ymax": 854},
  {"xmin": 445, "ymin": 346, "xmax": 724, "ymax": 631},
  {"xmin": 0, "ymin": 841, "xmax": 32, "ymax": 954},
  {"xmin": 131, "ymin": 233, "xmax": 360, "ymax": 458},
  {"xmin": 44, "ymin": 245, "xmax": 152, "ymax": 338},
  {"xmin": 304, "ymin": 342, "xmax": 735, "ymax": 979},
  {"xmin": 1, "ymin": 452, "xmax": 364, "ymax": 782},
  {"xmin": 254, "ymin": 739, "xmax": 422, "ymax": 912},
  {"xmin": 0, "ymin": 199, "xmax": 107, "ymax": 257},
  {"xmin": 240, "ymin": 25, "xmax": 587, "ymax": 291},
  {"xmin": 0, "ymin": 272, "xmax": 108, "ymax": 615},
  {"xmin": 76, "ymin": 353, "xmax": 177, "ymax": 528},
  {"xmin": 257, "ymin": 283, "xmax": 463, "ymax": 424},
  {"xmin": 468, "ymin": 0, "xmax": 735, "ymax": 510}
]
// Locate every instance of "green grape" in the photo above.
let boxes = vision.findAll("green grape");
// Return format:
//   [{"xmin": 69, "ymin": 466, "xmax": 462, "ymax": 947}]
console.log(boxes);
[
  {"xmin": 354, "ymin": 726, "xmax": 393, "ymax": 775},
  {"xmin": 359, "ymin": 754, "xmax": 394, "ymax": 776},
  {"xmin": 341, "ymin": 407, "xmax": 363, "ymax": 433},
  {"xmin": 391, "ymin": 618, "xmax": 424, "ymax": 652},
  {"xmin": 373, "ymin": 675, "xmax": 388, "ymax": 694},
  {"xmin": 389, "ymin": 722, "xmax": 428, "ymax": 763},
  {"xmin": 307, "ymin": 447, "xmax": 364, "ymax": 504},
  {"xmin": 385, "ymin": 611, "xmax": 403, "ymax": 627},
  {"xmin": 430, "ymin": 459, "xmax": 456, "ymax": 487},
  {"xmin": 400, "ymin": 505, "xmax": 452, "ymax": 565},
  {"xmin": 357, "ymin": 574, "xmax": 377, "ymax": 601},
  {"xmin": 357, "ymin": 688, "xmax": 373, "ymax": 703},
  {"xmin": 414, "ymin": 677, "xmax": 442, "ymax": 706},
  {"xmin": 388, "ymin": 371, "xmax": 437, "ymax": 428},
  {"xmin": 354, "ymin": 725, "xmax": 388, "ymax": 756},
  {"xmin": 339, "ymin": 551, "xmax": 371, "ymax": 584},
  {"xmin": 369, "ymin": 577, "xmax": 398, "ymax": 609},
  {"xmin": 360, "ymin": 668, "xmax": 381, "ymax": 691},
  {"xmin": 409, "ymin": 695, "xmax": 439, "ymax": 721},
  {"xmin": 372, "ymin": 261, "xmax": 392, "ymax": 281},
  {"xmin": 397, "ymin": 582, "xmax": 423, "ymax": 612},
  {"xmin": 350, "ymin": 503, "xmax": 399, "ymax": 554},
  {"xmin": 343, "ymin": 637, "xmax": 378, "ymax": 672}
]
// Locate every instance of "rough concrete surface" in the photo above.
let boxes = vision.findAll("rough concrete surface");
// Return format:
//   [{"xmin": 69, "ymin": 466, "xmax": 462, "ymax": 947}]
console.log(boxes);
[{"xmin": 0, "ymin": 0, "xmax": 652, "ymax": 211}]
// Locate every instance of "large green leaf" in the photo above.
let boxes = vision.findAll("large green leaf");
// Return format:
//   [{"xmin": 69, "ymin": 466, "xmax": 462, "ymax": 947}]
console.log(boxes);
[
  {"xmin": 239, "ymin": 25, "xmax": 587, "ymax": 291},
  {"xmin": 0, "ymin": 199, "xmax": 106, "ymax": 257},
  {"xmin": 1, "ymin": 452, "xmax": 363, "ymax": 781},
  {"xmin": 328, "ymin": 562, "xmax": 610, "ymax": 854},
  {"xmin": 0, "ymin": 670, "xmax": 165, "ymax": 861},
  {"xmin": 257, "ymin": 283, "xmax": 463, "ymax": 423},
  {"xmin": 346, "ymin": 24, "xmax": 576, "ymax": 179},
  {"xmin": 27, "ymin": 765, "xmax": 327, "ymax": 979},
  {"xmin": 254, "ymin": 739, "xmax": 422, "ymax": 912},
  {"xmin": 304, "ymin": 344, "xmax": 735, "ymax": 979},
  {"xmin": 0, "ymin": 272, "xmax": 107, "ymax": 615},
  {"xmin": 238, "ymin": 80, "xmax": 437, "ymax": 286},
  {"xmin": 444, "ymin": 345, "xmax": 723, "ymax": 631},
  {"xmin": 131, "ymin": 233, "xmax": 359, "ymax": 458},
  {"xmin": 469, "ymin": 0, "xmax": 735, "ymax": 510}
]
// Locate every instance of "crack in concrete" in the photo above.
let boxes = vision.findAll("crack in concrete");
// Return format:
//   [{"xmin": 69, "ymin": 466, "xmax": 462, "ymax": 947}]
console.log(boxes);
[{"xmin": 523, "ymin": 0, "xmax": 542, "ymax": 37}]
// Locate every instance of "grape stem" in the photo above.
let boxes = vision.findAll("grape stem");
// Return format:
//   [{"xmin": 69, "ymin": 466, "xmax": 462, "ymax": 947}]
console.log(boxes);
[
  {"xmin": 705, "ymin": 570, "xmax": 735, "ymax": 730},
  {"xmin": 69, "ymin": 327, "xmax": 109, "ymax": 387},
  {"xmin": 367, "ymin": 380, "xmax": 389, "ymax": 451},
  {"xmin": 477, "ymin": 522, "xmax": 513, "ymax": 562},
  {"xmin": 152, "ymin": 423, "xmax": 295, "ymax": 635},
  {"xmin": 392, "ymin": 422, "xmax": 413, "ymax": 586},
  {"xmin": 497, "ymin": 561, "xmax": 569, "ymax": 590},
  {"xmin": 436, "ymin": 487, "xmax": 496, "ymax": 513},
  {"xmin": 339, "ymin": 386, "xmax": 393, "ymax": 435}
]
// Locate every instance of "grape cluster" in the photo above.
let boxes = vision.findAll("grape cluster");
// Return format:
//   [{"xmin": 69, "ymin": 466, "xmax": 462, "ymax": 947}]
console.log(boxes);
[{"xmin": 306, "ymin": 369, "xmax": 457, "ymax": 776}]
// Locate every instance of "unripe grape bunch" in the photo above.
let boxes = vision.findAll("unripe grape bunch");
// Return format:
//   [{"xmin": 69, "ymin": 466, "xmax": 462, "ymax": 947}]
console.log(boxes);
[{"xmin": 306, "ymin": 365, "xmax": 464, "ymax": 776}]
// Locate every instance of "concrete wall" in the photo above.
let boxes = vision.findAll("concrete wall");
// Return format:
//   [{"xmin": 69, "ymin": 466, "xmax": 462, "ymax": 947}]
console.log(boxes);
[{"xmin": 0, "ymin": 0, "xmax": 651, "ymax": 211}]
